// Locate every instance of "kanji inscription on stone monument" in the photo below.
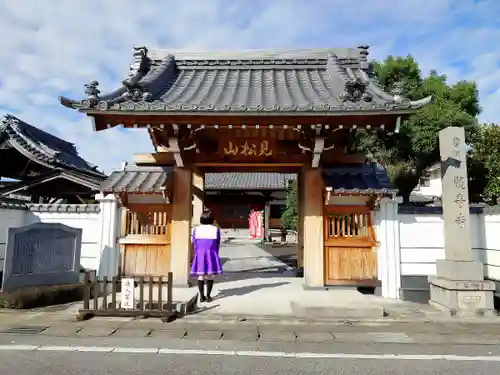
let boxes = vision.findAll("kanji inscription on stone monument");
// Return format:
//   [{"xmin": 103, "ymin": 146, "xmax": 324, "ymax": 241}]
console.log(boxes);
[
  {"xmin": 439, "ymin": 126, "xmax": 473, "ymax": 261},
  {"xmin": 429, "ymin": 126, "xmax": 495, "ymax": 316}
]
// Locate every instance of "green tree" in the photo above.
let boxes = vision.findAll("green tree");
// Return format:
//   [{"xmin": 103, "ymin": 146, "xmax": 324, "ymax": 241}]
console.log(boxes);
[
  {"xmin": 470, "ymin": 124, "xmax": 500, "ymax": 204},
  {"xmin": 281, "ymin": 179, "xmax": 298, "ymax": 232},
  {"xmin": 351, "ymin": 56, "xmax": 481, "ymax": 203}
]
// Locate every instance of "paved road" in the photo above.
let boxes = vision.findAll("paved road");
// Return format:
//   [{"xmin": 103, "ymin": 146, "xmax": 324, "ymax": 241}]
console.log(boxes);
[{"xmin": 2, "ymin": 340, "xmax": 500, "ymax": 375}]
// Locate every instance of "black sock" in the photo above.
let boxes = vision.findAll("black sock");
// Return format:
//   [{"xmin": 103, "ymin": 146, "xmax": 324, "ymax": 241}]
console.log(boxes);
[
  {"xmin": 197, "ymin": 280, "xmax": 206, "ymax": 300},
  {"xmin": 206, "ymin": 280, "xmax": 214, "ymax": 298}
]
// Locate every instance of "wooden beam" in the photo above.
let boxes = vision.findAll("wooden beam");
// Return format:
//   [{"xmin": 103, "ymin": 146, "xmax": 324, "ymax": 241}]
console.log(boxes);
[
  {"xmin": 93, "ymin": 113, "xmax": 406, "ymax": 128},
  {"xmin": 167, "ymin": 138, "xmax": 183, "ymax": 167},
  {"xmin": 133, "ymin": 152, "xmax": 174, "ymax": 165},
  {"xmin": 311, "ymin": 138, "xmax": 325, "ymax": 168}
]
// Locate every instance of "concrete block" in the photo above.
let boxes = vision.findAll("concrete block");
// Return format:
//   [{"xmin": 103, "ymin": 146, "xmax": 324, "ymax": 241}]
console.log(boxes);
[
  {"xmin": 172, "ymin": 287, "xmax": 199, "ymax": 315},
  {"xmin": 429, "ymin": 278, "xmax": 496, "ymax": 317},
  {"xmin": 294, "ymin": 331, "xmax": 334, "ymax": 342},
  {"xmin": 435, "ymin": 259, "xmax": 484, "ymax": 281},
  {"xmin": 258, "ymin": 329, "xmax": 296, "ymax": 342},
  {"xmin": 290, "ymin": 301, "xmax": 385, "ymax": 319},
  {"xmin": 184, "ymin": 330, "xmax": 223, "ymax": 340},
  {"xmin": 149, "ymin": 328, "xmax": 187, "ymax": 339},
  {"xmin": 111, "ymin": 329, "xmax": 152, "ymax": 338},
  {"xmin": 77, "ymin": 327, "xmax": 118, "ymax": 337},
  {"xmin": 221, "ymin": 329, "xmax": 258, "ymax": 342},
  {"xmin": 40, "ymin": 325, "xmax": 81, "ymax": 337}
]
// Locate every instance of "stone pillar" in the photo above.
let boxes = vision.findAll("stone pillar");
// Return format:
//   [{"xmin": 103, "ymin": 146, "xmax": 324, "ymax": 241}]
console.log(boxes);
[
  {"xmin": 95, "ymin": 193, "xmax": 120, "ymax": 279},
  {"xmin": 376, "ymin": 198, "xmax": 401, "ymax": 299},
  {"xmin": 170, "ymin": 167, "xmax": 193, "ymax": 287},
  {"xmin": 191, "ymin": 171, "xmax": 204, "ymax": 226},
  {"xmin": 264, "ymin": 202, "xmax": 270, "ymax": 242},
  {"xmin": 429, "ymin": 127, "xmax": 495, "ymax": 316},
  {"xmin": 302, "ymin": 169, "xmax": 324, "ymax": 288}
]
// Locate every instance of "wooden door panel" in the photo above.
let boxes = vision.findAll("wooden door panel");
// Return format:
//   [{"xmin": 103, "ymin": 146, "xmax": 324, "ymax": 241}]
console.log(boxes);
[
  {"xmin": 120, "ymin": 206, "xmax": 172, "ymax": 277},
  {"xmin": 325, "ymin": 245, "xmax": 377, "ymax": 281},
  {"xmin": 122, "ymin": 244, "xmax": 171, "ymax": 277},
  {"xmin": 323, "ymin": 206, "xmax": 378, "ymax": 286}
]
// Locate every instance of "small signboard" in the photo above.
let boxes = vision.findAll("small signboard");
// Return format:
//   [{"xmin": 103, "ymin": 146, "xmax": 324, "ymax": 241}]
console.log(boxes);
[{"xmin": 121, "ymin": 278, "xmax": 135, "ymax": 309}]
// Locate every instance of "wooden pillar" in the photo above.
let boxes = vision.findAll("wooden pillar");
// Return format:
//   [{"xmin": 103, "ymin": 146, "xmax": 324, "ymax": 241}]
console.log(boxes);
[
  {"xmin": 302, "ymin": 169, "xmax": 324, "ymax": 287},
  {"xmin": 191, "ymin": 171, "xmax": 204, "ymax": 226},
  {"xmin": 264, "ymin": 202, "xmax": 270, "ymax": 242},
  {"xmin": 170, "ymin": 167, "xmax": 193, "ymax": 286},
  {"xmin": 296, "ymin": 172, "xmax": 305, "ymax": 269}
]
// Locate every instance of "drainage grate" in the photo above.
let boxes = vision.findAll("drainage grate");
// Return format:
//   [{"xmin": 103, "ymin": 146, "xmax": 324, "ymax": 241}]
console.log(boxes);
[
  {"xmin": 370, "ymin": 332, "xmax": 413, "ymax": 343},
  {"xmin": 1, "ymin": 326, "xmax": 48, "ymax": 335}
]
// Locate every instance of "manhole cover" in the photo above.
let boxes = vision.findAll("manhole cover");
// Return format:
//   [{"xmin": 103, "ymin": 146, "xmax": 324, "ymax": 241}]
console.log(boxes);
[{"xmin": 1, "ymin": 326, "xmax": 48, "ymax": 335}]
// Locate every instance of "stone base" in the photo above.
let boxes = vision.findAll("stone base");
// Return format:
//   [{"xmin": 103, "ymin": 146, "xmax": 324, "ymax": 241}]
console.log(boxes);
[
  {"xmin": 435, "ymin": 259, "xmax": 484, "ymax": 281},
  {"xmin": 428, "ymin": 276, "xmax": 496, "ymax": 317},
  {"xmin": 291, "ymin": 289, "xmax": 385, "ymax": 319}
]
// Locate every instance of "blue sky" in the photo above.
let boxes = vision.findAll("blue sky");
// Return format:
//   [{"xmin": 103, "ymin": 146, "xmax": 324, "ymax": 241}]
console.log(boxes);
[{"xmin": 0, "ymin": 0, "xmax": 498, "ymax": 173}]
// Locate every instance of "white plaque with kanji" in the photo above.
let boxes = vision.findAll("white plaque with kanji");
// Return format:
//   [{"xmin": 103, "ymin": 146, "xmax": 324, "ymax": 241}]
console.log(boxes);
[{"xmin": 121, "ymin": 278, "xmax": 135, "ymax": 309}]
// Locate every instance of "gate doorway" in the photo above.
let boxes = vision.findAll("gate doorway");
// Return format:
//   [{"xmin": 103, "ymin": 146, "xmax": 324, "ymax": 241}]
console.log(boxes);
[
  {"xmin": 200, "ymin": 168, "xmax": 301, "ymax": 278},
  {"xmin": 60, "ymin": 45, "xmax": 430, "ymax": 290},
  {"xmin": 324, "ymin": 205, "xmax": 378, "ymax": 286}
]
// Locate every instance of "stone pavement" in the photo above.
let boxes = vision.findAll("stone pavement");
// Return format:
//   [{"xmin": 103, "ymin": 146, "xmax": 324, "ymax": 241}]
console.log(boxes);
[
  {"xmin": 1, "ymin": 241, "xmax": 500, "ymax": 344},
  {"xmin": 219, "ymin": 241, "xmax": 293, "ymax": 272},
  {"xmin": 2, "ymin": 310, "xmax": 500, "ymax": 346},
  {"xmin": 198, "ymin": 242, "xmax": 446, "ymax": 319}
]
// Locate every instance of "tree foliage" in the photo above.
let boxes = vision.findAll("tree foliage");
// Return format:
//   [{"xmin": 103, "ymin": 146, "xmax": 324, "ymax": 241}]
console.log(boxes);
[
  {"xmin": 351, "ymin": 55, "xmax": 481, "ymax": 202},
  {"xmin": 281, "ymin": 179, "xmax": 298, "ymax": 231},
  {"xmin": 470, "ymin": 124, "xmax": 500, "ymax": 204}
]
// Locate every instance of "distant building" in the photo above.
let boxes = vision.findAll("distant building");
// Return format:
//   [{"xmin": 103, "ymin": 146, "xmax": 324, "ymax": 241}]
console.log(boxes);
[
  {"xmin": 0, "ymin": 114, "xmax": 106, "ymax": 203},
  {"xmin": 412, "ymin": 163, "xmax": 442, "ymax": 199}
]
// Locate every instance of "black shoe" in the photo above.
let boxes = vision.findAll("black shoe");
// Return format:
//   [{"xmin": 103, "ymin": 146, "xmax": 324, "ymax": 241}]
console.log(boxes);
[
  {"xmin": 200, "ymin": 296, "xmax": 207, "ymax": 303},
  {"xmin": 206, "ymin": 280, "xmax": 214, "ymax": 302},
  {"xmin": 197, "ymin": 280, "xmax": 206, "ymax": 302}
]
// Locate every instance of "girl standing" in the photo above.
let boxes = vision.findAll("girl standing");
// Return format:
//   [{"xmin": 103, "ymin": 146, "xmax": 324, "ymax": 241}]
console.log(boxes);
[{"xmin": 190, "ymin": 210, "xmax": 223, "ymax": 302}]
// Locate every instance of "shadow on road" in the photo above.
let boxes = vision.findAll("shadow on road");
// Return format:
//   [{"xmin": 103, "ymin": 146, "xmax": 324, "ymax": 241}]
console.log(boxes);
[{"xmin": 214, "ymin": 281, "xmax": 290, "ymax": 300}]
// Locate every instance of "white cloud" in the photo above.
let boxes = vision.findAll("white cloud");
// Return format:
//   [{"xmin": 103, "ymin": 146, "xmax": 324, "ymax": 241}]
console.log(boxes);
[{"xmin": 0, "ymin": 0, "xmax": 498, "ymax": 173}]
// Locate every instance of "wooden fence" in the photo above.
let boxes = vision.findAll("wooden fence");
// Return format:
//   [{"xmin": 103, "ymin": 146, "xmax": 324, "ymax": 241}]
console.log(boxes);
[{"xmin": 78, "ymin": 271, "xmax": 176, "ymax": 322}]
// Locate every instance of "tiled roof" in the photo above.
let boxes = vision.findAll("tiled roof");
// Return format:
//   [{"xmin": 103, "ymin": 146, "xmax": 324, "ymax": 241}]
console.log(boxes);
[
  {"xmin": 0, "ymin": 114, "xmax": 106, "ymax": 180},
  {"xmin": 60, "ymin": 46, "xmax": 431, "ymax": 114},
  {"xmin": 100, "ymin": 165, "xmax": 172, "ymax": 193},
  {"xmin": 205, "ymin": 173, "xmax": 295, "ymax": 190},
  {"xmin": 101, "ymin": 166, "xmax": 394, "ymax": 194},
  {"xmin": 0, "ymin": 170, "xmax": 104, "ymax": 197},
  {"xmin": 27, "ymin": 204, "xmax": 100, "ymax": 213},
  {"xmin": 323, "ymin": 163, "xmax": 396, "ymax": 195},
  {"xmin": 0, "ymin": 197, "xmax": 27, "ymax": 210}
]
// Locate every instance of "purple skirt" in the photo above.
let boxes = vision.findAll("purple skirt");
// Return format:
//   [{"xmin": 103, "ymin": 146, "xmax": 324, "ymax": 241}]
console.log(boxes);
[{"xmin": 190, "ymin": 248, "xmax": 223, "ymax": 276}]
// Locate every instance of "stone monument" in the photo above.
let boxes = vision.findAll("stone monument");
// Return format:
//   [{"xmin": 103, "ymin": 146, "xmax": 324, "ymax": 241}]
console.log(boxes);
[
  {"xmin": 429, "ymin": 126, "xmax": 495, "ymax": 316},
  {"xmin": 1, "ymin": 222, "xmax": 82, "ymax": 292}
]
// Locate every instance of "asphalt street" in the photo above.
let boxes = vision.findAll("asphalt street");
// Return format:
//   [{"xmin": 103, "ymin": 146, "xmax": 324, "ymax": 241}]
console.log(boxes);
[
  {"xmin": 3, "ymin": 332, "xmax": 500, "ymax": 374},
  {"xmin": 1, "ymin": 346, "xmax": 500, "ymax": 375}
]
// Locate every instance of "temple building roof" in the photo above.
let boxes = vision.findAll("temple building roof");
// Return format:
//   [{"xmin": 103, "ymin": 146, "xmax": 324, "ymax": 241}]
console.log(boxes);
[
  {"xmin": 100, "ymin": 165, "xmax": 171, "ymax": 194},
  {"xmin": 205, "ymin": 172, "xmax": 295, "ymax": 190},
  {"xmin": 323, "ymin": 163, "xmax": 396, "ymax": 195},
  {"xmin": 100, "ymin": 164, "xmax": 395, "ymax": 196},
  {"xmin": 60, "ymin": 46, "xmax": 432, "ymax": 116},
  {"xmin": 0, "ymin": 114, "xmax": 106, "ymax": 199}
]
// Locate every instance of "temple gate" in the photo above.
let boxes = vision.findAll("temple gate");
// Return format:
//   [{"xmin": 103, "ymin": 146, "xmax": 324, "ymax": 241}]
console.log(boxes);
[{"xmin": 59, "ymin": 46, "xmax": 431, "ymax": 288}]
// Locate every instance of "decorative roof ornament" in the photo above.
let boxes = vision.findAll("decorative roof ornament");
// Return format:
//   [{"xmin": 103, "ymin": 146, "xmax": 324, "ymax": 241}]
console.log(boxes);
[
  {"xmin": 0, "ymin": 116, "xmax": 8, "ymax": 133},
  {"xmin": 357, "ymin": 45, "xmax": 370, "ymax": 71},
  {"xmin": 339, "ymin": 78, "xmax": 373, "ymax": 102},
  {"xmin": 390, "ymin": 81, "xmax": 411, "ymax": 105},
  {"xmin": 84, "ymin": 80, "xmax": 100, "ymax": 99},
  {"xmin": 60, "ymin": 45, "xmax": 432, "ymax": 113},
  {"xmin": 123, "ymin": 46, "xmax": 150, "ymax": 87}
]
